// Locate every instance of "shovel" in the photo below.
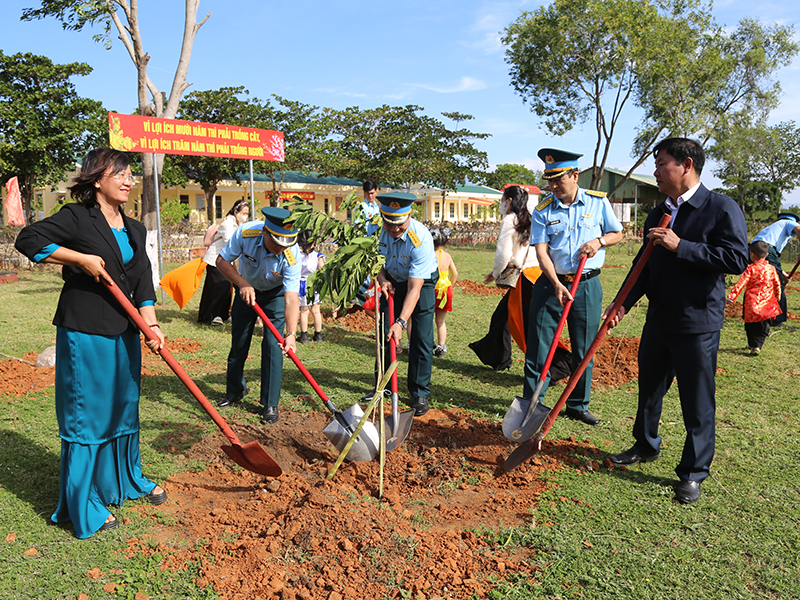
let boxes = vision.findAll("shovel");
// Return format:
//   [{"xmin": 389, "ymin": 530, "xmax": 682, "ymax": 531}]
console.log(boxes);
[
  {"xmin": 504, "ymin": 213, "xmax": 672, "ymax": 472},
  {"xmin": 251, "ymin": 302, "xmax": 380, "ymax": 462},
  {"xmin": 101, "ymin": 270, "xmax": 282, "ymax": 478},
  {"xmin": 502, "ymin": 255, "xmax": 587, "ymax": 442},
  {"xmin": 383, "ymin": 292, "xmax": 415, "ymax": 451}
]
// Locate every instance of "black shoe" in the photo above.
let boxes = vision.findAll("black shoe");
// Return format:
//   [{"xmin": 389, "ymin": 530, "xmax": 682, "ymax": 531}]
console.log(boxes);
[
  {"xmin": 98, "ymin": 515, "xmax": 118, "ymax": 532},
  {"xmin": 299, "ymin": 331, "xmax": 308, "ymax": 344},
  {"xmin": 410, "ymin": 397, "xmax": 430, "ymax": 416},
  {"xmin": 261, "ymin": 406, "xmax": 279, "ymax": 424},
  {"xmin": 146, "ymin": 488, "xmax": 167, "ymax": 506},
  {"xmin": 675, "ymin": 478, "xmax": 702, "ymax": 504},
  {"xmin": 563, "ymin": 407, "xmax": 599, "ymax": 426},
  {"xmin": 609, "ymin": 445, "xmax": 660, "ymax": 466},
  {"xmin": 218, "ymin": 388, "xmax": 247, "ymax": 408},
  {"xmin": 313, "ymin": 331, "xmax": 322, "ymax": 342}
]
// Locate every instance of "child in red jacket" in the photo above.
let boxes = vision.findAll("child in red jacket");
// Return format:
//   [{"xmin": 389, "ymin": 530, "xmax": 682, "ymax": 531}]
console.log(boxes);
[{"xmin": 727, "ymin": 241, "xmax": 782, "ymax": 355}]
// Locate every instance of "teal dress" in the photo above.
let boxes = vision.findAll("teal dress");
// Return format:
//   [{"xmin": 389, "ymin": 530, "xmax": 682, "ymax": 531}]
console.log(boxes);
[{"xmin": 48, "ymin": 228, "xmax": 157, "ymax": 538}]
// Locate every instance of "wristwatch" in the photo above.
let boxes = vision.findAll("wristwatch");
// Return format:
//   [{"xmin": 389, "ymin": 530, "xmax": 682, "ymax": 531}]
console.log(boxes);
[
  {"xmin": 395, "ymin": 317, "xmax": 408, "ymax": 330},
  {"xmin": 597, "ymin": 236, "xmax": 607, "ymax": 247}
]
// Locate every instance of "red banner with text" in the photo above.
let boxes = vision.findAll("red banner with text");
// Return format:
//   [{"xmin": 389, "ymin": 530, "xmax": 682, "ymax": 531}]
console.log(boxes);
[{"xmin": 108, "ymin": 112, "xmax": 284, "ymax": 161}]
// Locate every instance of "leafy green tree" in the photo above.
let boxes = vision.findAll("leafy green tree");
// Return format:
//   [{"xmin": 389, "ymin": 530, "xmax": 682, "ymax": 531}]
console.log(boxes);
[
  {"xmin": 22, "ymin": 0, "xmax": 210, "ymax": 232},
  {"xmin": 166, "ymin": 86, "xmax": 269, "ymax": 219},
  {"xmin": 481, "ymin": 163, "xmax": 542, "ymax": 190},
  {"xmin": 503, "ymin": 0, "xmax": 797, "ymax": 195},
  {"xmin": 327, "ymin": 105, "xmax": 489, "ymax": 191},
  {"xmin": 0, "ymin": 51, "xmax": 104, "ymax": 221}
]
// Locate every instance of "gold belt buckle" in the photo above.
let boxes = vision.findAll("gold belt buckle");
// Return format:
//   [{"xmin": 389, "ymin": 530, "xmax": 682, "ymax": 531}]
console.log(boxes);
[{"xmin": 563, "ymin": 274, "xmax": 575, "ymax": 283}]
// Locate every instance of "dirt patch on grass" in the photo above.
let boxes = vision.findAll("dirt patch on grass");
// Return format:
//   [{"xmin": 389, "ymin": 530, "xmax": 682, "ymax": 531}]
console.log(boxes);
[{"xmin": 127, "ymin": 406, "xmax": 608, "ymax": 600}]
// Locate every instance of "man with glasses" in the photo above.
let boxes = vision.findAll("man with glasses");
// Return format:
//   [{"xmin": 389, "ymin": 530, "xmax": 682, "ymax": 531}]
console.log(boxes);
[
  {"xmin": 520, "ymin": 148, "xmax": 623, "ymax": 426},
  {"xmin": 375, "ymin": 192, "xmax": 438, "ymax": 416}
]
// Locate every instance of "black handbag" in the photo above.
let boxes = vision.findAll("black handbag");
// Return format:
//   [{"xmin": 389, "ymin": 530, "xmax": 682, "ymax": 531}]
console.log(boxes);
[{"xmin": 495, "ymin": 246, "xmax": 530, "ymax": 290}]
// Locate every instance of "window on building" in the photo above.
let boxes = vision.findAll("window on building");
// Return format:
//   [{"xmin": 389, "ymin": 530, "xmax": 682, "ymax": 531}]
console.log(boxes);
[
  {"xmin": 449, "ymin": 203, "xmax": 455, "ymax": 219},
  {"xmin": 434, "ymin": 203, "xmax": 440, "ymax": 219},
  {"xmin": 464, "ymin": 204, "xmax": 469, "ymax": 219},
  {"xmin": 215, "ymin": 196, "xmax": 222, "ymax": 219},
  {"xmin": 179, "ymin": 194, "xmax": 189, "ymax": 205},
  {"xmin": 324, "ymin": 198, "xmax": 329, "ymax": 214}
]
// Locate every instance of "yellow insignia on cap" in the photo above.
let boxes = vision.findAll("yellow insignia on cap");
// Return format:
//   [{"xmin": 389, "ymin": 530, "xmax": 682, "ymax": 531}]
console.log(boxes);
[
  {"xmin": 586, "ymin": 189, "xmax": 607, "ymax": 197},
  {"xmin": 283, "ymin": 248, "xmax": 296, "ymax": 265},
  {"xmin": 408, "ymin": 229, "xmax": 421, "ymax": 248},
  {"xmin": 545, "ymin": 155, "xmax": 555, "ymax": 164},
  {"xmin": 536, "ymin": 195, "xmax": 554, "ymax": 211},
  {"xmin": 242, "ymin": 228, "xmax": 263, "ymax": 237},
  {"xmin": 390, "ymin": 201, "xmax": 400, "ymax": 209}
]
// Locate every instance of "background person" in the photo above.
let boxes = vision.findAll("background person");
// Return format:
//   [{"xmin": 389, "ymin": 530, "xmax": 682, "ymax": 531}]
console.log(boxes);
[
  {"xmin": 522, "ymin": 149, "xmax": 623, "ymax": 426},
  {"xmin": 431, "ymin": 227, "xmax": 458, "ymax": 357},
  {"xmin": 297, "ymin": 229, "xmax": 325, "ymax": 343},
  {"xmin": 14, "ymin": 148, "xmax": 167, "ymax": 538},
  {"xmin": 470, "ymin": 185, "xmax": 542, "ymax": 371},
  {"xmin": 215, "ymin": 207, "xmax": 301, "ymax": 425},
  {"xmin": 751, "ymin": 211, "xmax": 800, "ymax": 326},
  {"xmin": 606, "ymin": 137, "xmax": 748, "ymax": 505},
  {"xmin": 376, "ymin": 192, "xmax": 438, "ymax": 416},
  {"xmin": 727, "ymin": 240, "xmax": 782, "ymax": 355},
  {"xmin": 197, "ymin": 199, "xmax": 249, "ymax": 324}
]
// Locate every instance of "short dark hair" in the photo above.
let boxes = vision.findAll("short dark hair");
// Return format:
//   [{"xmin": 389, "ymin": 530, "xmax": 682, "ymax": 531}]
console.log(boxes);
[
  {"xmin": 69, "ymin": 148, "xmax": 131, "ymax": 208},
  {"xmin": 430, "ymin": 227, "xmax": 450, "ymax": 247},
  {"xmin": 298, "ymin": 229, "xmax": 316, "ymax": 252},
  {"xmin": 653, "ymin": 137, "xmax": 705, "ymax": 175},
  {"xmin": 750, "ymin": 240, "xmax": 770, "ymax": 259},
  {"xmin": 362, "ymin": 179, "xmax": 378, "ymax": 193}
]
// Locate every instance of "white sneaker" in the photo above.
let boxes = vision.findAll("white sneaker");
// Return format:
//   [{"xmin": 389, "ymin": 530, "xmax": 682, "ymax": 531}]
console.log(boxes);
[{"xmin": 211, "ymin": 316, "xmax": 224, "ymax": 325}]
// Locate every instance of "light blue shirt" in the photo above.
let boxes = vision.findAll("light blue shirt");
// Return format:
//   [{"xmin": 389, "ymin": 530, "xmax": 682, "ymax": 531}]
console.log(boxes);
[
  {"xmin": 530, "ymin": 187, "xmax": 623, "ymax": 274},
  {"xmin": 753, "ymin": 219, "xmax": 799, "ymax": 254},
  {"xmin": 219, "ymin": 220, "xmax": 301, "ymax": 293},
  {"xmin": 355, "ymin": 200, "xmax": 381, "ymax": 236},
  {"xmin": 379, "ymin": 218, "xmax": 437, "ymax": 281}
]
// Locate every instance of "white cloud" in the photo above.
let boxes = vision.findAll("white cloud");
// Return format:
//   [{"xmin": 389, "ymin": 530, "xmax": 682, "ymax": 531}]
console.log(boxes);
[{"xmin": 411, "ymin": 76, "xmax": 487, "ymax": 94}]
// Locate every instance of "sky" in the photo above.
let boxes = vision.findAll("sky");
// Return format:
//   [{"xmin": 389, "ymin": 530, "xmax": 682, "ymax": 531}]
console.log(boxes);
[{"xmin": 2, "ymin": 0, "xmax": 800, "ymax": 206}]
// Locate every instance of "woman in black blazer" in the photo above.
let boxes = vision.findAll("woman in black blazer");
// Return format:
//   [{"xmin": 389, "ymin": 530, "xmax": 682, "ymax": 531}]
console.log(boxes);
[{"xmin": 15, "ymin": 148, "xmax": 168, "ymax": 538}]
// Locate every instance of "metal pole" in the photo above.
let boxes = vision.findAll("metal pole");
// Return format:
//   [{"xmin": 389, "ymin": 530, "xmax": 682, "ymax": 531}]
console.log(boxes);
[
  {"xmin": 249, "ymin": 159, "xmax": 255, "ymax": 215},
  {"xmin": 153, "ymin": 153, "xmax": 165, "ymax": 304},
  {"xmin": 634, "ymin": 184, "xmax": 640, "ymax": 240}
]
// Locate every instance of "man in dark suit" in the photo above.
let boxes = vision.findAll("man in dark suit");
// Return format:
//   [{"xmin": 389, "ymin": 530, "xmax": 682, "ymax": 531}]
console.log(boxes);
[{"xmin": 605, "ymin": 138, "xmax": 748, "ymax": 504}]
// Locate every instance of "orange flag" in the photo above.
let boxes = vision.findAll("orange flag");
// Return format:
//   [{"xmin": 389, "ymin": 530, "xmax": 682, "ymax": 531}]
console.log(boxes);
[
  {"xmin": 4, "ymin": 177, "xmax": 25, "ymax": 226},
  {"xmin": 159, "ymin": 257, "xmax": 207, "ymax": 309}
]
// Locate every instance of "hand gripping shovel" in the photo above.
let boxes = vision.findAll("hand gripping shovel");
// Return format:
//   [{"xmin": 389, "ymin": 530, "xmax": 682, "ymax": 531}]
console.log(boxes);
[
  {"xmin": 101, "ymin": 270, "xmax": 282, "ymax": 478},
  {"xmin": 502, "ymin": 255, "xmax": 587, "ymax": 442},
  {"xmin": 383, "ymin": 293, "xmax": 415, "ymax": 451},
  {"xmin": 251, "ymin": 302, "xmax": 380, "ymax": 462},
  {"xmin": 504, "ymin": 213, "xmax": 672, "ymax": 472}
]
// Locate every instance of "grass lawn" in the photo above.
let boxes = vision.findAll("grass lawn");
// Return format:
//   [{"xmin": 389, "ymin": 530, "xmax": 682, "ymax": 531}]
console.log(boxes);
[{"xmin": 1, "ymin": 239, "xmax": 799, "ymax": 599}]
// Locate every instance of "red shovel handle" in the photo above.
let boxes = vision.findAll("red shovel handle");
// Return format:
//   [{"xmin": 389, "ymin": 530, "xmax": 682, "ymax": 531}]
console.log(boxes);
[
  {"xmin": 537, "ymin": 213, "xmax": 672, "ymax": 439},
  {"xmin": 100, "ymin": 269, "xmax": 243, "ymax": 446},
  {"xmin": 539, "ymin": 254, "xmax": 587, "ymax": 382},
  {"xmin": 249, "ymin": 300, "xmax": 337, "ymax": 412},
  {"xmin": 787, "ymin": 253, "xmax": 800, "ymax": 281},
  {"xmin": 387, "ymin": 293, "xmax": 399, "ymax": 395}
]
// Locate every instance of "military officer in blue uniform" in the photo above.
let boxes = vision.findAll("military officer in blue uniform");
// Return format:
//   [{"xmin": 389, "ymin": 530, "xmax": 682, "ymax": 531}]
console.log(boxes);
[
  {"xmin": 521, "ymin": 148, "xmax": 624, "ymax": 425},
  {"xmin": 376, "ymin": 192, "xmax": 438, "ymax": 416},
  {"xmin": 752, "ymin": 212, "xmax": 800, "ymax": 325},
  {"xmin": 215, "ymin": 206, "xmax": 302, "ymax": 424}
]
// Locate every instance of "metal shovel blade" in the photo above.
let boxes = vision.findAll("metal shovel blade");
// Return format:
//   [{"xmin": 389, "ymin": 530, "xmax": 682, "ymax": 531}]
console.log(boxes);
[
  {"xmin": 322, "ymin": 403, "xmax": 381, "ymax": 462},
  {"xmin": 502, "ymin": 397, "xmax": 551, "ymax": 442},
  {"xmin": 503, "ymin": 433, "xmax": 543, "ymax": 472},
  {"xmin": 383, "ymin": 392, "xmax": 414, "ymax": 452},
  {"xmin": 222, "ymin": 441, "xmax": 283, "ymax": 477}
]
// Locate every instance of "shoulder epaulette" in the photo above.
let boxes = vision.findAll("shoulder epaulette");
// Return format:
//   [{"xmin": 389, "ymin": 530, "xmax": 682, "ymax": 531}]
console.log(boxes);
[
  {"xmin": 283, "ymin": 248, "xmax": 297, "ymax": 265},
  {"xmin": 242, "ymin": 227, "xmax": 263, "ymax": 238},
  {"xmin": 586, "ymin": 189, "xmax": 607, "ymax": 198},
  {"xmin": 408, "ymin": 229, "xmax": 421, "ymax": 248},
  {"xmin": 535, "ymin": 195, "xmax": 554, "ymax": 212}
]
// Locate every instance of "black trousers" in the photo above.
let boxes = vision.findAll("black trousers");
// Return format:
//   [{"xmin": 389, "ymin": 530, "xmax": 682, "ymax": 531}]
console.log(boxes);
[
  {"xmin": 745, "ymin": 320, "xmax": 770, "ymax": 349},
  {"xmin": 198, "ymin": 265, "xmax": 233, "ymax": 323}
]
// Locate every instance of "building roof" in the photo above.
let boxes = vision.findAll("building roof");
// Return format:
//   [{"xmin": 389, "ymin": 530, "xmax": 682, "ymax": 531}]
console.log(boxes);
[
  {"xmin": 231, "ymin": 170, "xmax": 365, "ymax": 187},
  {"xmin": 582, "ymin": 167, "xmax": 657, "ymax": 187},
  {"xmin": 455, "ymin": 184, "xmax": 503, "ymax": 195}
]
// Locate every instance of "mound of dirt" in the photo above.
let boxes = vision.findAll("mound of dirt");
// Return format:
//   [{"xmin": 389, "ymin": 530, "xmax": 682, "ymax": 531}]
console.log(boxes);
[
  {"xmin": 455, "ymin": 280, "xmax": 505, "ymax": 296},
  {"xmin": 127, "ymin": 406, "xmax": 609, "ymax": 600},
  {"xmin": 0, "ymin": 351, "xmax": 54, "ymax": 397}
]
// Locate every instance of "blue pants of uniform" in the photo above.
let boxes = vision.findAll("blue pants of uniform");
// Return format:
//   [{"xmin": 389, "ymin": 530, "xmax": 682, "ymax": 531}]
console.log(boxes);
[
  {"xmin": 226, "ymin": 286, "xmax": 285, "ymax": 408},
  {"xmin": 523, "ymin": 275, "xmax": 602, "ymax": 411},
  {"xmin": 634, "ymin": 323, "xmax": 719, "ymax": 482}
]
